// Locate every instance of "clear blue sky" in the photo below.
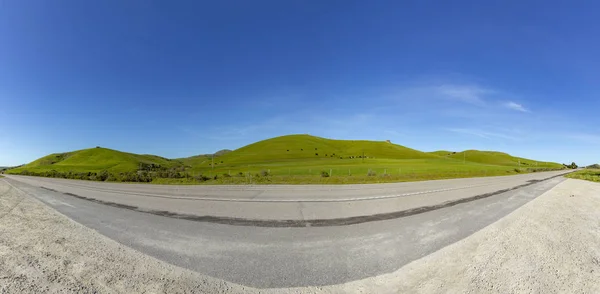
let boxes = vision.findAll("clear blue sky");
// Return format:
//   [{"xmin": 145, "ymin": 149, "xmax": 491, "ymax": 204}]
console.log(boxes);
[{"xmin": 1, "ymin": 0, "xmax": 599, "ymax": 166}]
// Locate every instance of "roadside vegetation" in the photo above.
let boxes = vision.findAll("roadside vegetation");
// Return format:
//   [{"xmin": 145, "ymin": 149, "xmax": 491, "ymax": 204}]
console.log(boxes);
[
  {"xmin": 566, "ymin": 167, "xmax": 600, "ymax": 182},
  {"xmin": 6, "ymin": 135, "xmax": 566, "ymax": 184}
]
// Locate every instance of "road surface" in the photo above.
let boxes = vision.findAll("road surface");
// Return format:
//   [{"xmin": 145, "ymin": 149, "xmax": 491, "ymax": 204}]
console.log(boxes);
[
  {"xmin": 2, "ymin": 173, "xmax": 568, "ymax": 288},
  {"xmin": 3, "ymin": 170, "xmax": 570, "ymax": 224}
]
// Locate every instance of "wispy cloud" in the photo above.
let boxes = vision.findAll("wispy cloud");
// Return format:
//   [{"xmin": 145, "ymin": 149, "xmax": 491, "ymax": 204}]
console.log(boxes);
[
  {"xmin": 503, "ymin": 101, "xmax": 529, "ymax": 112},
  {"xmin": 445, "ymin": 128, "xmax": 518, "ymax": 140},
  {"xmin": 434, "ymin": 84, "xmax": 491, "ymax": 105}
]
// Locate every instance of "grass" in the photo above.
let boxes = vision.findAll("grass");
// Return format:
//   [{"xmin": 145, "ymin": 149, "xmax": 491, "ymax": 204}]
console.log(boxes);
[
  {"xmin": 428, "ymin": 150, "xmax": 454, "ymax": 156},
  {"xmin": 7, "ymin": 134, "xmax": 565, "ymax": 184},
  {"xmin": 565, "ymin": 169, "xmax": 600, "ymax": 182},
  {"xmin": 8, "ymin": 147, "xmax": 184, "ymax": 174},
  {"xmin": 180, "ymin": 135, "xmax": 562, "ymax": 179}
]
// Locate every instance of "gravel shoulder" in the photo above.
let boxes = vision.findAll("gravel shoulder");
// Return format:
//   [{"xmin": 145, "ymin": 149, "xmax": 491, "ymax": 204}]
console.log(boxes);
[
  {"xmin": 1, "ymin": 178, "xmax": 599, "ymax": 293},
  {"xmin": 350, "ymin": 178, "xmax": 600, "ymax": 293}
]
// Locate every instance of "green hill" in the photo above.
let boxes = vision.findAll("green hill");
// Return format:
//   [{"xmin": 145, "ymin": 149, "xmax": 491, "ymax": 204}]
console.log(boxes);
[
  {"xmin": 447, "ymin": 150, "xmax": 563, "ymax": 168},
  {"xmin": 8, "ymin": 147, "xmax": 183, "ymax": 174},
  {"xmin": 216, "ymin": 134, "xmax": 437, "ymax": 163},
  {"xmin": 7, "ymin": 134, "xmax": 565, "ymax": 184}
]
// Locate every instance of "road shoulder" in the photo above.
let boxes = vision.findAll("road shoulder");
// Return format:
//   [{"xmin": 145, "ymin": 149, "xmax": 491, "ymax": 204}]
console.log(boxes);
[{"xmin": 337, "ymin": 178, "xmax": 600, "ymax": 293}]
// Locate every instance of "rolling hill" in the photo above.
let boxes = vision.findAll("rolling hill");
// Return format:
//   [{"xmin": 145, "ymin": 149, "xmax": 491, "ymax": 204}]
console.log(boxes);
[
  {"xmin": 7, "ymin": 134, "xmax": 565, "ymax": 183},
  {"xmin": 446, "ymin": 150, "xmax": 563, "ymax": 169},
  {"xmin": 216, "ymin": 134, "xmax": 437, "ymax": 163},
  {"xmin": 8, "ymin": 147, "xmax": 183, "ymax": 174}
]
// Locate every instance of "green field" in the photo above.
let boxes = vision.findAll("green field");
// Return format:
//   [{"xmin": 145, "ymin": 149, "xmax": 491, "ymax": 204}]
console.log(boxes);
[
  {"xmin": 7, "ymin": 134, "xmax": 565, "ymax": 184},
  {"xmin": 565, "ymin": 169, "xmax": 600, "ymax": 182}
]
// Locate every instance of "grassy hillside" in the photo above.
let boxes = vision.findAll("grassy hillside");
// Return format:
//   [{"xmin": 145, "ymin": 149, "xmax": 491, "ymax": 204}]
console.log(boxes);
[
  {"xmin": 219, "ymin": 134, "xmax": 436, "ymax": 162},
  {"xmin": 446, "ymin": 150, "xmax": 563, "ymax": 169},
  {"xmin": 8, "ymin": 134, "xmax": 565, "ymax": 184},
  {"xmin": 183, "ymin": 134, "xmax": 440, "ymax": 173},
  {"xmin": 8, "ymin": 147, "xmax": 183, "ymax": 174},
  {"xmin": 176, "ymin": 134, "xmax": 564, "ymax": 183},
  {"xmin": 428, "ymin": 150, "xmax": 454, "ymax": 157}
]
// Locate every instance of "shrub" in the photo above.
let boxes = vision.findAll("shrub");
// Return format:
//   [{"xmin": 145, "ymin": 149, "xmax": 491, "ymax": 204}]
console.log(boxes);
[
  {"xmin": 321, "ymin": 171, "xmax": 330, "ymax": 177},
  {"xmin": 367, "ymin": 169, "xmax": 376, "ymax": 176},
  {"xmin": 98, "ymin": 170, "xmax": 109, "ymax": 181},
  {"xmin": 315, "ymin": 153, "xmax": 318, "ymax": 156},
  {"xmin": 514, "ymin": 168, "xmax": 521, "ymax": 173},
  {"xmin": 195, "ymin": 174, "xmax": 211, "ymax": 181},
  {"xmin": 260, "ymin": 170, "xmax": 270, "ymax": 177},
  {"xmin": 222, "ymin": 173, "xmax": 231, "ymax": 178},
  {"xmin": 237, "ymin": 172, "xmax": 244, "ymax": 177}
]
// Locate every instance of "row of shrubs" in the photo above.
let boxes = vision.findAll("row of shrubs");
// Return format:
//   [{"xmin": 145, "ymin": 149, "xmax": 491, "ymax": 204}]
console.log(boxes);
[
  {"xmin": 15, "ymin": 166, "xmax": 566, "ymax": 182},
  {"xmin": 14, "ymin": 169, "xmax": 276, "ymax": 183}
]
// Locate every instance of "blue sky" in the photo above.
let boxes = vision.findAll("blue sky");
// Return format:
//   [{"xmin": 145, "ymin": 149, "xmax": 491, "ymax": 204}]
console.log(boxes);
[{"xmin": 1, "ymin": 0, "xmax": 599, "ymax": 166}]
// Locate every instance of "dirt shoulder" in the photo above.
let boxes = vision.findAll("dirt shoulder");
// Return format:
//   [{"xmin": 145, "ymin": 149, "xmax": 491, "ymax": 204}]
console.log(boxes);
[
  {"xmin": 345, "ymin": 178, "xmax": 600, "ymax": 293},
  {"xmin": 0, "ymin": 179, "xmax": 258, "ymax": 293},
  {"xmin": 1, "ymin": 178, "xmax": 599, "ymax": 293}
]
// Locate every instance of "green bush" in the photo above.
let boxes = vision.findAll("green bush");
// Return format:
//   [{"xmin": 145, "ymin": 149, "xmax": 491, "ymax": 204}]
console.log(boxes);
[
  {"xmin": 98, "ymin": 170, "xmax": 109, "ymax": 181},
  {"xmin": 321, "ymin": 171, "xmax": 329, "ymax": 177}
]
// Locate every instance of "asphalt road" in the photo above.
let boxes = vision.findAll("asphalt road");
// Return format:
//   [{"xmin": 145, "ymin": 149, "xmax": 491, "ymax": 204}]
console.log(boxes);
[
  {"xmin": 3, "ymin": 170, "xmax": 571, "ymax": 223},
  {"xmin": 3, "ymin": 175, "xmax": 567, "ymax": 288}
]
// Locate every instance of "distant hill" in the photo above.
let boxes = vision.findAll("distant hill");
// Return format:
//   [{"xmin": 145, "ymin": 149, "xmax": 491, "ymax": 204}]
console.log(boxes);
[
  {"xmin": 446, "ymin": 150, "xmax": 563, "ymax": 168},
  {"xmin": 8, "ymin": 147, "xmax": 183, "ymax": 174},
  {"xmin": 177, "ymin": 149, "xmax": 232, "ymax": 166},
  {"xmin": 428, "ymin": 150, "xmax": 455, "ymax": 157}
]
